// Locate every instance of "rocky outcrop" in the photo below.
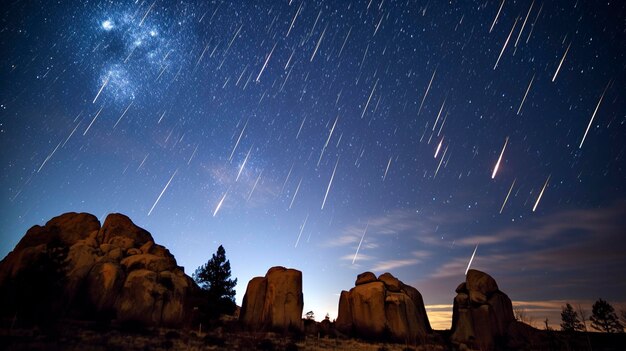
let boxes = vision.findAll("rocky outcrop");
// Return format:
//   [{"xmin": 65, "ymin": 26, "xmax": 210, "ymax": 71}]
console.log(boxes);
[
  {"xmin": 240, "ymin": 266, "xmax": 304, "ymax": 332},
  {"xmin": 0, "ymin": 212, "xmax": 200, "ymax": 327},
  {"xmin": 451, "ymin": 269, "xmax": 516, "ymax": 350},
  {"xmin": 336, "ymin": 272, "xmax": 431, "ymax": 343}
]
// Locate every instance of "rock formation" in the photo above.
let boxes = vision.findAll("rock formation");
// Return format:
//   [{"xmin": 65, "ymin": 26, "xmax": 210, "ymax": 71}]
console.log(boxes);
[
  {"xmin": 239, "ymin": 266, "xmax": 304, "ymax": 332},
  {"xmin": 450, "ymin": 269, "xmax": 516, "ymax": 350},
  {"xmin": 336, "ymin": 272, "xmax": 431, "ymax": 343},
  {"xmin": 0, "ymin": 212, "xmax": 201, "ymax": 327}
]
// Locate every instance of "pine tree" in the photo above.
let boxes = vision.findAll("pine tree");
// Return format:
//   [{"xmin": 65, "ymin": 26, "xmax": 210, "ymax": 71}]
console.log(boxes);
[
  {"xmin": 193, "ymin": 245, "xmax": 237, "ymax": 317},
  {"xmin": 590, "ymin": 298, "xmax": 624, "ymax": 333},
  {"xmin": 561, "ymin": 303, "xmax": 584, "ymax": 332}
]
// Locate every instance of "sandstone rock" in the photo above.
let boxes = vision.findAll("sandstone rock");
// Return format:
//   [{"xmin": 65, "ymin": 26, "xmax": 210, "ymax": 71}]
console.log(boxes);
[
  {"xmin": 107, "ymin": 247, "xmax": 123, "ymax": 261},
  {"xmin": 469, "ymin": 289, "xmax": 487, "ymax": 304},
  {"xmin": 140, "ymin": 240, "xmax": 154, "ymax": 254},
  {"xmin": 100, "ymin": 243, "xmax": 113, "ymax": 254},
  {"xmin": 86, "ymin": 261, "xmax": 125, "ymax": 312},
  {"xmin": 350, "ymin": 281, "xmax": 386, "ymax": 335},
  {"xmin": 451, "ymin": 269, "xmax": 515, "ymax": 351},
  {"xmin": 15, "ymin": 213, "xmax": 101, "ymax": 251},
  {"xmin": 0, "ymin": 213, "xmax": 100, "ymax": 286},
  {"xmin": 378, "ymin": 272, "xmax": 401, "ymax": 292},
  {"xmin": 120, "ymin": 253, "xmax": 176, "ymax": 272},
  {"xmin": 335, "ymin": 290, "xmax": 352, "ymax": 332},
  {"xmin": 355, "ymin": 271, "xmax": 377, "ymax": 285},
  {"xmin": 110, "ymin": 236, "xmax": 135, "ymax": 250},
  {"xmin": 126, "ymin": 248, "xmax": 141, "ymax": 256},
  {"xmin": 240, "ymin": 266, "xmax": 303, "ymax": 332},
  {"xmin": 337, "ymin": 272, "xmax": 430, "ymax": 343},
  {"xmin": 385, "ymin": 292, "xmax": 421, "ymax": 342},
  {"xmin": 97, "ymin": 213, "xmax": 153, "ymax": 248},
  {"xmin": 240, "ymin": 277, "xmax": 267, "ymax": 328},
  {"xmin": 0, "ymin": 211, "xmax": 201, "ymax": 328},
  {"xmin": 400, "ymin": 282, "xmax": 432, "ymax": 333},
  {"xmin": 466, "ymin": 269, "xmax": 498, "ymax": 296}
]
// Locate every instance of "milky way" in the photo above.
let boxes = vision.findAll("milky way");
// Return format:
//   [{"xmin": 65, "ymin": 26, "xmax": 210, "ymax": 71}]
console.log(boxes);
[{"xmin": 1, "ymin": 1, "xmax": 625, "ymax": 327}]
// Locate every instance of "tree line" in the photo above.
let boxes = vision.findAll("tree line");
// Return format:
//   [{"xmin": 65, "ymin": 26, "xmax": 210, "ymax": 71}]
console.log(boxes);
[{"xmin": 560, "ymin": 299, "xmax": 624, "ymax": 333}]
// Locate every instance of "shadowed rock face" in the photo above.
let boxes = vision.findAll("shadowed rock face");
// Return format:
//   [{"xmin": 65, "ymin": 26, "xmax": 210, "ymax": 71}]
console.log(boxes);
[
  {"xmin": 0, "ymin": 212, "xmax": 201, "ymax": 327},
  {"xmin": 239, "ymin": 266, "xmax": 304, "ymax": 333},
  {"xmin": 336, "ymin": 272, "xmax": 431, "ymax": 343},
  {"xmin": 451, "ymin": 269, "xmax": 516, "ymax": 351}
]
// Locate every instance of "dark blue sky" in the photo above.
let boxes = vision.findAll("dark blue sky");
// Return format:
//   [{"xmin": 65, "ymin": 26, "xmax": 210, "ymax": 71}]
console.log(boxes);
[{"xmin": 1, "ymin": 0, "xmax": 625, "ymax": 328}]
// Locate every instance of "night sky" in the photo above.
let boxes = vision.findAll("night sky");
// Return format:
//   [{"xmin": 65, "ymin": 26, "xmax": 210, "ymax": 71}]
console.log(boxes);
[{"xmin": 1, "ymin": 1, "xmax": 625, "ymax": 328}]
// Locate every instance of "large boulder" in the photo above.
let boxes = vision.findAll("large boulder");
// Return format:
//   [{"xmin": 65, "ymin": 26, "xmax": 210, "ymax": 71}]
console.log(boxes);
[
  {"xmin": 97, "ymin": 213, "xmax": 153, "ymax": 248},
  {"xmin": 450, "ymin": 269, "xmax": 515, "ymax": 350},
  {"xmin": 0, "ymin": 212, "xmax": 200, "ymax": 327},
  {"xmin": 336, "ymin": 272, "xmax": 431, "ymax": 343},
  {"xmin": 240, "ymin": 266, "xmax": 304, "ymax": 332}
]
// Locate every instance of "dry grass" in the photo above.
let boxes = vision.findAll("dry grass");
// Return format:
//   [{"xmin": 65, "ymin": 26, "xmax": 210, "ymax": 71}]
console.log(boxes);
[{"xmin": 0, "ymin": 322, "xmax": 447, "ymax": 351}]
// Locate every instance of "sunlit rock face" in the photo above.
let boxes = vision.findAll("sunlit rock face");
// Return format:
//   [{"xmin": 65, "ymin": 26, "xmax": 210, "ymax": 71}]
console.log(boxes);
[
  {"xmin": 336, "ymin": 271, "xmax": 431, "ymax": 343},
  {"xmin": 451, "ymin": 269, "xmax": 516, "ymax": 351},
  {"xmin": 0, "ymin": 212, "xmax": 200, "ymax": 327},
  {"xmin": 239, "ymin": 266, "xmax": 304, "ymax": 333}
]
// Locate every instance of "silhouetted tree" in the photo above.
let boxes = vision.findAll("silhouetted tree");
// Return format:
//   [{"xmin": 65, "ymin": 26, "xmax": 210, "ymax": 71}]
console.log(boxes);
[
  {"xmin": 193, "ymin": 245, "xmax": 237, "ymax": 318},
  {"xmin": 561, "ymin": 303, "xmax": 584, "ymax": 332},
  {"xmin": 590, "ymin": 298, "xmax": 624, "ymax": 333},
  {"xmin": 620, "ymin": 309, "xmax": 626, "ymax": 327}
]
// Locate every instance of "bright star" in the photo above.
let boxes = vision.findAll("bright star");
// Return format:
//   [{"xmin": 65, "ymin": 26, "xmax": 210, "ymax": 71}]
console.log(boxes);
[{"xmin": 102, "ymin": 20, "xmax": 114, "ymax": 30}]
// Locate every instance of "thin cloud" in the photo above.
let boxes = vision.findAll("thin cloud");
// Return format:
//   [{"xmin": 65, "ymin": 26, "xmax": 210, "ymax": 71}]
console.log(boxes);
[{"xmin": 371, "ymin": 258, "xmax": 420, "ymax": 272}]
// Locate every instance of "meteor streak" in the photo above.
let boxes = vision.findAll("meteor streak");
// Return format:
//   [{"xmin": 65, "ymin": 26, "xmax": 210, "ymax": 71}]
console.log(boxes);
[
  {"xmin": 492, "ymin": 137, "xmax": 509, "ymax": 179},
  {"xmin": 138, "ymin": 0, "xmax": 156, "ymax": 26},
  {"xmin": 236, "ymin": 147, "xmax": 252, "ymax": 181},
  {"xmin": 494, "ymin": 18, "xmax": 518, "ymax": 70},
  {"xmin": 248, "ymin": 171, "xmax": 263, "ymax": 201},
  {"xmin": 383, "ymin": 156, "xmax": 392, "ymax": 181},
  {"xmin": 148, "ymin": 169, "xmax": 178, "ymax": 216},
  {"xmin": 294, "ymin": 214, "xmax": 309, "ymax": 248},
  {"xmin": 114, "ymin": 101, "xmax": 133, "ymax": 129},
  {"xmin": 229, "ymin": 120, "xmax": 248, "ymax": 161},
  {"xmin": 465, "ymin": 244, "xmax": 479, "ymax": 275},
  {"xmin": 256, "ymin": 43, "xmax": 277, "ymax": 82},
  {"xmin": 434, "ymin": 137, "xmax": 444, "ymax": 158},
  {"xmin": 517, "ymin": 74, "xmax": 534, "ymax": 115},
  {"xmin": 500, "ymin": 178, "xmax": 516, "ymax": 214},
  {"xmin": 579, "ymin": 82, "xmax": 609, "ymax": 149},
  {"xmin": 361, "ymin": 79, "xmax": 378, "ymax": 119},
  {"xmin": 489, "ymin": 0, "xmax": 505, "ymax": 33},
  {"xmin": 418, "ymin": 69, "xmax": 436, "ymax": 115},
  {"xmin": 532, "ymin": 175, "xmax": 551, "ymax": 212},
  {"xmin": 552, "ymin": 42, "xmax": 571, "ymax": 82},
  {"xmin": 93, "ymin": 76, "xmax": 109, "ymax": 104},
  {"xmin": 38, "ymin": 139, "xmax": 63, "ymax": 173},
  {"xmin": 318, "ymin": 116, "xmax": 338, "ymax": 166},
  {"xmin": 352, "ymin": 221, "xmax": 369, "ymax": 264},
  {"xmin": 321, "ymin": 158, "xmax": 339, "ymax": 210},
  {"xmin": 289, "ymin": 178, "xmax": 302, "ymax": 209},
  {"xmin": 83, "ymin": 105, "xmax": 105, "ymax": 136},
  {"xmin": 213, "ymin": 191, "xmax": 228, "ymax": 217}
]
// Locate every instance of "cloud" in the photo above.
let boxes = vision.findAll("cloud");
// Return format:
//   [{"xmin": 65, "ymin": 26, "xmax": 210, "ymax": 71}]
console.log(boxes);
[
  {"xmin": 339, "ymin": 253, "xmax": 375, "ymax": 262},
  {"xmin": 456, "ymin": 201, "xmax": 626, "ymax": 247},
  {"xmin": 371, "ymin": 258, "xmax": 420, "ymax": 272},
  {"xmin": 424, "ymin": 300, "xmax": 626, "ymax": 331}
]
